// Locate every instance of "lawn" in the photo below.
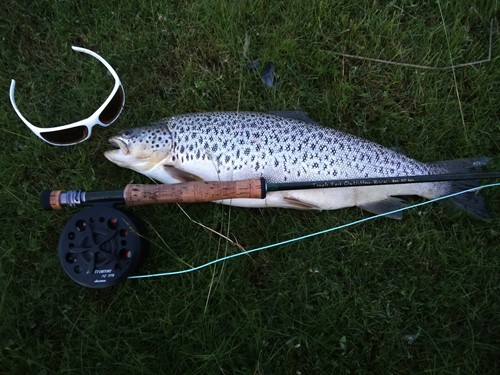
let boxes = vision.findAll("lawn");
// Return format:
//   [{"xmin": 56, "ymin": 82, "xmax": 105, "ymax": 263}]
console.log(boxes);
[{"xmin": 0, "ymin": 1, "xmax": 498, "ymax": 374}]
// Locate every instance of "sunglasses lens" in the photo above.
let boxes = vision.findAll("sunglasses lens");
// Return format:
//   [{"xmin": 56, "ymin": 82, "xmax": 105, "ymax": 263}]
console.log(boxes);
[
  {"xmin": 40, "ymin": 125, "xmax": 89, "ymax": 145},
  {"xmin": 99, "ymin": 86, "xmax": 124, "ymax": 124}
]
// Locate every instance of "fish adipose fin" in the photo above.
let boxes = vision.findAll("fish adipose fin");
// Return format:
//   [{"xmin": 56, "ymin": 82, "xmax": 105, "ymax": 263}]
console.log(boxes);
[
  {"xmin": 358, "ymin": 198, "xmax": 406, "ymax": 220},
  {"xmin": 163, "ymin": 165, "xmax": 203, "ymax": 183},
  {"xmin": 431, "ymin": 157, "xmax": 491, "ymax": 221}
]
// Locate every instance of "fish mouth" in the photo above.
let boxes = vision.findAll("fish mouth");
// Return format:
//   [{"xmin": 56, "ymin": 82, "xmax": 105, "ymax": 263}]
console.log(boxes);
[{"xmin": 107, "ymin": 137, "xmax": 129, "ymax": 155}]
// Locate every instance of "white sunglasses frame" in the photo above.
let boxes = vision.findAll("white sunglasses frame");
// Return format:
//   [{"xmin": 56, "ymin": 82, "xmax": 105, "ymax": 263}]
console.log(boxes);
[{"xmin": 9, "ymin": 46, "xmax": 125, "ymax": 146}]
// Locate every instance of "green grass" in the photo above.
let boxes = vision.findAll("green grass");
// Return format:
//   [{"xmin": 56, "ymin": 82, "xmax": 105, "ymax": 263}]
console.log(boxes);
[{"xmin": 0, "ymin": 0, "xmax": 499, "ymax": 373}]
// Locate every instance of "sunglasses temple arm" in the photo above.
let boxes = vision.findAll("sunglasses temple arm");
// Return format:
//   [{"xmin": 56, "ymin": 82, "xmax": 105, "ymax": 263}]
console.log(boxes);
[
  {"xmin": 71, "ymin": 46, "xmax": 125, "ymax": 120},
  {"xmin": 9, "ymin": 80, "xmax": 41, "ymax": 132},
  {"xmin": 71, "ymin": 46, "xmax": 120, "ymax": 82}
]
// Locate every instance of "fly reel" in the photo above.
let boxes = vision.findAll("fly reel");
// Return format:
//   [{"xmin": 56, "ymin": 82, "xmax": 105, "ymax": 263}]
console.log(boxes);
[{"xmin": 57, "ymin": 204, "xmax": 145, "ymax": 288}]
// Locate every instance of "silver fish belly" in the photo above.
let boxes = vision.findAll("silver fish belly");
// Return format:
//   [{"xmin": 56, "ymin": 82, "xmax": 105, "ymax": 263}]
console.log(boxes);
[{"xmin": 105, "ymin": 112, "xmax": 489, "ymax": 219}]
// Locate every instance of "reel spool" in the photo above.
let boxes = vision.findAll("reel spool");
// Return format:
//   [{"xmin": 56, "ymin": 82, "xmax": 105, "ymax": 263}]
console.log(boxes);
[{"xmin": 58, "ymin": 204, "xmax": 145, "ymax": 288}]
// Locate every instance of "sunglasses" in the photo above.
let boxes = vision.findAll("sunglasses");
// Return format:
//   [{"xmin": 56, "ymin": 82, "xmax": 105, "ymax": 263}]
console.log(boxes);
[{"xmin": 9, "ymin": 46, "xmax": 125, "ymax": 146}]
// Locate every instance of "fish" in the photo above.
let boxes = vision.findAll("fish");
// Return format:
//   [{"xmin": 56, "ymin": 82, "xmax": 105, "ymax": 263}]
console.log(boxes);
[{"xmin": 104, "ymin": 111, "xmax": 490, "ymax": 220}]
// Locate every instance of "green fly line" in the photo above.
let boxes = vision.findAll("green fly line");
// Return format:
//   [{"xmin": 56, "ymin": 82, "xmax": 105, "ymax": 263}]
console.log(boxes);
[{"xmin": 129, "ymin": 182, "xmax": 500, "ymax": 279}]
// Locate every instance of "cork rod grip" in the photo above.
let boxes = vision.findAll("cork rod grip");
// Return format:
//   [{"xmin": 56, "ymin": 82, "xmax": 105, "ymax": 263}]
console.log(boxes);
[{"xmin": 123, "ymin": 178, "xmax": 266, "ymax": 206}]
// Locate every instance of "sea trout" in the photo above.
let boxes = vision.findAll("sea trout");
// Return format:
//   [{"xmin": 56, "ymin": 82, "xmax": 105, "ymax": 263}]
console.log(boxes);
[{"xmin": 105, "ymin": 111, "xmax": 489, "ymax": 219}]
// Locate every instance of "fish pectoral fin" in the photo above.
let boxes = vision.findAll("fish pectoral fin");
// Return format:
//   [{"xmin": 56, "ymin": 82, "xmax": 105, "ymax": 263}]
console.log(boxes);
[
  {"xmin": 163, "ymin": 165, "xmax": 203, "ymax": 183},
  {"xmin": 283, "ymin": 196, "xmax": 322, "ymax": 210},
  {"xmin": 358, "ymin": 198, "xmax": 406, "ymax": 220}
]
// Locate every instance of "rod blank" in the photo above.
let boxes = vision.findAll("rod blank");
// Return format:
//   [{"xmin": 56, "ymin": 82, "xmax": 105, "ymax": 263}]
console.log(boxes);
[{"xmin": 268, "ymin": 171, "xmax": 500, "ymax": 191}]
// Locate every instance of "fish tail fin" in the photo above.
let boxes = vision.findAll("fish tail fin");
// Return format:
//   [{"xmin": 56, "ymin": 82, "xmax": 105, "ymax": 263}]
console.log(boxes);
[{"xmin": 429, "ymin": 157, "xmax": 491, "ymax": 220}]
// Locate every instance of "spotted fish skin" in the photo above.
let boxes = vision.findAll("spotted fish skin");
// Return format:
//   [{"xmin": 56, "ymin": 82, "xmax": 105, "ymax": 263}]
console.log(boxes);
[{"xmin": 105, "ymin": 112, "xmax": 489, "ymax": 219}]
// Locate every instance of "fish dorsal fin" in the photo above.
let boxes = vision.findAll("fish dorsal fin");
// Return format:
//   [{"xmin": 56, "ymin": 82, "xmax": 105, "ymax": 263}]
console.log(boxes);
[
  {"xmin": 163, "ymin": 165, "xmax": 203, "ymax": 183},
  {"xmin": 268, "ymin": 111, "xmax": 317, "ymax": 124},
  {"xmin": 283, "ymin": 196, "xmax": 322, "ymax": 210},
  {"xmin": 389, "ymin": 146, "xmax": 406, "ymax": 155},
  {"xmin": 358, "ymin": 198, "xmax": 406, "ymax": 220}
]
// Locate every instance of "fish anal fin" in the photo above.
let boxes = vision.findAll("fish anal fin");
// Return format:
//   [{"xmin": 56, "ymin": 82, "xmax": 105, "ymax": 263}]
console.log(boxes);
[
  {"xmin": 163, "ymin": 165, "xmax": 203, "ymax": 183},
  {"xmin": 358, "ymin": 198, "xmax": 406, "ymax": 220},
  {"xmin": 427, "ymin": 157, "xmax": 490, "ymax": 220},
  {"xmin": 283, "ymin": 196, "xmax": 322, "ymax": 210}
]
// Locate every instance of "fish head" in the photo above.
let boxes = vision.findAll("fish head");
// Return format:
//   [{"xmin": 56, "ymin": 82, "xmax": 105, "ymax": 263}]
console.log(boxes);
[{"xmin": 104, "ymin": 126, "xmax": 173, "ymax": 173}]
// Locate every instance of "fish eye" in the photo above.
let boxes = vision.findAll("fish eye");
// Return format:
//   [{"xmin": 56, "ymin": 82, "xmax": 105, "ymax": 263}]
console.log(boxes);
[{"xmin": 122, "ymin": 130, "xmax": 133, "ymax": 138}]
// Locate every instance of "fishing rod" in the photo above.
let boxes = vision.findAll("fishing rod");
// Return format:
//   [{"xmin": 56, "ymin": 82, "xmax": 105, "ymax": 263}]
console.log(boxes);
[
  {"xmin": 42, "ymin": 171, "xmax": 500, "ymax": 289},
  {"xmin": 42, "ymin": 171, "xmax": 500, "ymax": 209}
]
